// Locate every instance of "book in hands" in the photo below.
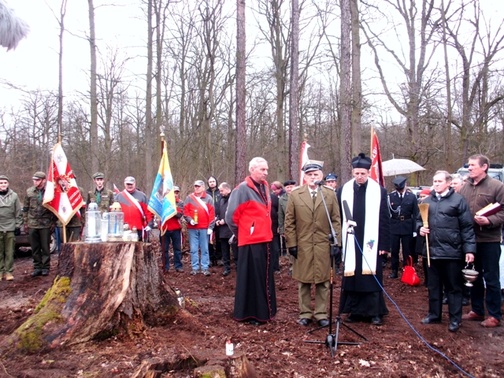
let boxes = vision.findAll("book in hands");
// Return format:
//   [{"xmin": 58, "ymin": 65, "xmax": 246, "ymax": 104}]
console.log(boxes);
[{"xmin": 475, "ymin": 203, "xmax": 502, "ymax": 217}]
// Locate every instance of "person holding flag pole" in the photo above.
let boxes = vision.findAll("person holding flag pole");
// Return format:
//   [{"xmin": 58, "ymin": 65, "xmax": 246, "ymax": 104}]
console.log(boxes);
[
  {"xmin": 43, "ymin": 142, "xmax": 85, "ymax": 247},
  {"xmin": 148, "ymin": 133, "xmax": 179, "ymax": 269}
]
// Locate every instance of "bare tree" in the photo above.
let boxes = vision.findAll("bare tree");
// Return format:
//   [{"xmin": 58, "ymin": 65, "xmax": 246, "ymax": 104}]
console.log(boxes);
[
  {"xmin": 289, "ymin": 0, "xmax": 300, "ymax": 182},
  {"xmin": 235, "ymin": 0, "xmax": 246, "ymax": 184},
  {"xmin": 57, "ymin": 0, "xmax": 67, "ymax": 140},
  {"xmin": 88, "ymin": 0, "xmax": 99, "ymax": 176},
  {"xmin": 340, "ymin": 0, "xmax": 352, "ymax": 183},
  {"xmin": 442, "ymin": 0, "xmax": 504, "ymax": 162},
  {"xmin": 361, "ymin": 0, "xmax": 439, "ymax": 162}
]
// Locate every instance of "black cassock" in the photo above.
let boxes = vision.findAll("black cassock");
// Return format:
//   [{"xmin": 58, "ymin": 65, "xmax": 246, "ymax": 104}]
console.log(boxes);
[
  {"xmin": 338, "ymin": 180, "xmax": 391, "ymax": 318},
  {"xmin": 233, "ymin": 242, "xmax": 277, "ymax": 322}
]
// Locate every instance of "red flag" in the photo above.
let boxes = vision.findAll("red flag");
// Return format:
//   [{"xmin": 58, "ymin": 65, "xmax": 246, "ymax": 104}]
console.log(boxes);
[
  {"xmin": 43, "ymin": 143, "xmax": 85, "ymax": 226},
  {"xmin": 113, "ymin": 183, "xmax": 120, "ymax": 194},
  {"xmin": 370, "ymin": 128, "xmax": 385, "ymax": 187},
  {"xmin": 299, "ymin": 140, "xmax": 311, "ymax": 185}
]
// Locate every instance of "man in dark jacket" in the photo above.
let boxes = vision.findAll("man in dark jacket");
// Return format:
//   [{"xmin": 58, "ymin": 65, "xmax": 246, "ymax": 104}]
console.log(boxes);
[
  {"xmin": 388, "ymin": 176, "xmax": 419, "ymax": 278},
  {"xmin": 225, "ymin": 157, "xmax": 276, "ymax": 325},
  {"xmin": 215, "ymin": 182, "xmax": 236, "ymax": 276},
  {"xmin": 418, "ymin": 170, "xmax": 475, "ymax": 332},
  {"xmin": 459, "ymin": 154, "xmax": 504, "ymax": 328}
]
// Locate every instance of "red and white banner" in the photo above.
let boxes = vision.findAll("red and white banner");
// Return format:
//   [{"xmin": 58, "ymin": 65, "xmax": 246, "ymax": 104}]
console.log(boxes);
[
  {"xmin": 370, "ymin": 128, "xmax": 385, "ymax": 187},
  {"xmin": 299, "ymin": 140, "xmax": 311, "ymax": 185},
  {"xmin": 43, "ymin": 143, "xmax": 85, "ymax": 226}
]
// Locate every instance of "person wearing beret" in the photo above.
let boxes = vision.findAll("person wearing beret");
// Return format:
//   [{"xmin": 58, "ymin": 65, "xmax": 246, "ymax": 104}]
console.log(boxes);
[
  {"xmin": 388, "ymin": 176, "xmax": 419, "ymax": 279},
  {"xmin": 337, "ymin": 153, "xmax": 391, "ymax": 325},
  {"xmin": 87, "ymin": 172, "xmax": 115, "ymax": 214},
  {"xmin": 285, "ymin": 160, "xmax": 341, "ymax": 327},
  {"xmin": 0, "ymin": 175, "xmax": 23, "ymax": 281}
]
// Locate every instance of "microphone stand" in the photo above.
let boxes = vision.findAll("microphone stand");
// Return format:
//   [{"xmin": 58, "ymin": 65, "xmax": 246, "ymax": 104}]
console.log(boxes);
[{"xmin": 304, "ymin": 184, "xmax": 365, "ymax": 357}]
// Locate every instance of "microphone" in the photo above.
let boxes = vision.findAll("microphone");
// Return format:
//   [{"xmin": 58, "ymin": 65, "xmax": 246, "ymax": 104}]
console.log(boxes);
[
  {"xmin": 314, "ymin": 180, "xmax": 325, "ymax": 186},
  {"xmin": 342, "ymin": 200, "xmax": 357, "ymax": 227}
]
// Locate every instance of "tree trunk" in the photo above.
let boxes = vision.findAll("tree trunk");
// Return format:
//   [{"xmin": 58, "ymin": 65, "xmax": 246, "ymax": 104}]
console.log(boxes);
[
  {"xmin": 289, "ymin": 0, "xmax": 300, "ymax": 183},
  {"xmin": 2, "ymin": 242, "xmax": 178, "ymax": 354},
  {"xmin": 235, "ymin": 0, "xmax": 247, "ymax": 184},
  {"xmin": 88, "ymin": 0, "xmax": 99, "ymax": 176}
]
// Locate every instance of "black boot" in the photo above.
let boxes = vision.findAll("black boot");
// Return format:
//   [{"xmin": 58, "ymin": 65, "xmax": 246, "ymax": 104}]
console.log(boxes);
[{"xmin": 388, "ymin": 270, "xmax": 398, "ymax": 279}]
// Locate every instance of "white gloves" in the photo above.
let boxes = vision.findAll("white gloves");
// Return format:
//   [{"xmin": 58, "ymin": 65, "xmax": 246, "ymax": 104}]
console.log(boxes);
[
  {"xmin": 207, "ymin": 228, "xmax": 213, "ymax": 235},
  {"xmin": 144, "ymin": 226, "xmax": 151, "ymax": 232}
]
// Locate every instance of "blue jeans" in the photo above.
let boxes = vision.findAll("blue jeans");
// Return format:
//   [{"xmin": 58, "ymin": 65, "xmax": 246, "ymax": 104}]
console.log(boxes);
[
  {"xmin": 471, "ymin": 242, "xmax": 502, "ymax": 320},
  {"xmin": 162, "ymin": 229, "xmax": 182, "ymax": 270},
  {"xmin": 188, "ymin": 229, "xmax": 209, "ymax": 272}
]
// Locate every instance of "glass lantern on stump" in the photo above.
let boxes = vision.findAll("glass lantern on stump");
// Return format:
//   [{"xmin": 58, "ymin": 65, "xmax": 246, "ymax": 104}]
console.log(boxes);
[
  {"xmin": 108, "ymin": 202, "xmax": 124, "ymax": 242},
  {"xmin": 85, "ymin": 202, "xmax": 102, "ymax": 243}
]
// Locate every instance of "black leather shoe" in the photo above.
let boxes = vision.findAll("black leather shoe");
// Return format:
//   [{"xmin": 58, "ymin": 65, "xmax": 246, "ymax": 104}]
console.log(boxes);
[
  {"xmin": 247, "ymin": 319, "xmax": 264, "ymax": 326},
  {"xmin": 317, "ymin": 319, "xmax": 329, "ymax": 327},
  {"xmin": 31, "ymin": 270, "xmax": 42, "ymax": 277},
  {"xmin": 388, "ymin": 271, "xmax": 398, "ymax": 279},
  {"xmin": 448, "ymin": 321, "xmax": 460, "ymax": 332},
  {"xmin": 421, "ymin": 315, "xmax": 441, "ymax": 324},
  {"xmin": 371, "ymin": 316, "xmax": 383, "ymax": 325},
  {"xmin": 222, "ymin": 269, "xmax": 230, "ymax": 276},
  {"xmin": 297, "ymin": 318, "xmax": 312, "ymax": 326},
  {"xmin": 345, "ymin": 315, "xmax": 357, "ymax": 323},
  {"xmin": 41, "ymin": 269, "xmax": 49, "ymax": 276}
]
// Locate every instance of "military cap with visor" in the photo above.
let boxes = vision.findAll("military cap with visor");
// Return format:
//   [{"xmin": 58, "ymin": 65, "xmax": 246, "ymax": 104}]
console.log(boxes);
[
  {"xmin": 32, "ymin": 171, "xmax": 46, "ymax": 180},
  {"xmin": 392, "ymin": 176, "xmax": 407, "ymax": 189}
]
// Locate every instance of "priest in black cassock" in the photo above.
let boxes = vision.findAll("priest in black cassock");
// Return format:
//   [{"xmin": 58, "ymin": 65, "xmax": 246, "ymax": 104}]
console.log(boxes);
[{"xmin": 337, "ymin": 153, "xmax": 391, "ymax": 325}]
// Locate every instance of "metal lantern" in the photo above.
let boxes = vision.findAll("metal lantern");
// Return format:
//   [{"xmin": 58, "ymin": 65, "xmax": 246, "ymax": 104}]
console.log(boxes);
[
  {"xmin": 108, "ymin": 202, "xmax": 124, "ymax": 241},
  {"xmin": 85, "ymin": 202, "xmax": 102, "ymax": 243}
]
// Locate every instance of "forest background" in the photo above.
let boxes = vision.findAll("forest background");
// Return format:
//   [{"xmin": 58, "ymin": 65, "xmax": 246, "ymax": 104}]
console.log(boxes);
[{"xmin": 1, "ymin": 0, "xmax": 503, "ymax": 197}]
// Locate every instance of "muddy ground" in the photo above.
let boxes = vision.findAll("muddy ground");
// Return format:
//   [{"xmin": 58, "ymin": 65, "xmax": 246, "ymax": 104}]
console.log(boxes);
[{"xmin": 0, "ymin": 240, "xmax": 503, "ymax": 378}]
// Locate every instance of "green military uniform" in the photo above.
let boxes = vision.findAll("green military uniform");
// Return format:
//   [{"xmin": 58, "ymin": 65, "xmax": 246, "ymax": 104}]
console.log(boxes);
[
  {"xmin": 0, "ymin": 181, "xmax": 23, "ymax": 278},
  {"xmin": 87, "ymin": 172, "xmax": 115, "ymax": 213},
  {"xmin": 87, "ymin": 188, "xmax": 115, "ymax": 213},
  {"xmin": 23, "ymin": 172, "xmax": 56, "ymax": 275}
]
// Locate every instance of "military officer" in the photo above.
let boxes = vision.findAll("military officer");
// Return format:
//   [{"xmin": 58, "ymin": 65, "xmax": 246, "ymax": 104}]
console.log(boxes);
[
  {"xmin": 388, "ymin": 176, "xmax": 419, "ymax": 278},
  {"xmin": 87, "ymin": 172, "xmax": 115, "ymax": 213},
  {"xmin": 23, "ymin": 171, "xmax": 56, "ymax": 277},
  {"xmin": 285, "ymin": 161, "xmax": 341, "ymax": 327}
]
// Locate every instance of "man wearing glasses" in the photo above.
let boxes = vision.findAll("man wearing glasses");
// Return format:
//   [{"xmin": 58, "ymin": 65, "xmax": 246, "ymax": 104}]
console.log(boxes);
[{"xmin": 23, "ymin": 171, "xmax": 56, "ymax": 277}]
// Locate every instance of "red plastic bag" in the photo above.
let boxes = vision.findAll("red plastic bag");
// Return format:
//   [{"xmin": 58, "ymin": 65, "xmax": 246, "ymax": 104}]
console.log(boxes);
[{"xmin": 401, "ymin": 256, "xmax": 421, "ymax": 286}]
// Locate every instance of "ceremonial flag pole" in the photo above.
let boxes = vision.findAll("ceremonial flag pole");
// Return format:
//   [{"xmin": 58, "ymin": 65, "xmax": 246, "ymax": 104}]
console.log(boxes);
[
  {"xmin": 43, "ymin": 142, "xmax": 85, "ymax": 243},
  {"xmin": 299, "ymin": 139, "xmax": 311, "ymax": 185},
  {"xmin": 148, "ymin": 133, "xmax": 177, "ymax": 237},
  {"xmin": 370, "ymin": 127, "xmax": 385, "ymax": 187}
]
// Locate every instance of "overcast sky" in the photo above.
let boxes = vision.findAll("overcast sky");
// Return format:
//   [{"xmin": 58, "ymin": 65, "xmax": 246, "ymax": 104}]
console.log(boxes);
[
  {"xmin": 0, "ymin": 1, "xmax": 145, "ymax": 107},
  {"xmin": 1, "ymin": 1, "xmax": 503, "ymax": 113}
]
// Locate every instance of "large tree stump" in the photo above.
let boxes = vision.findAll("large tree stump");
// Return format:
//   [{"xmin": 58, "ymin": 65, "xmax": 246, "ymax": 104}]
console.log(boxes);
[{"xmin": 2, "ymin": 242, "xmax": 178, "ymax": 354}]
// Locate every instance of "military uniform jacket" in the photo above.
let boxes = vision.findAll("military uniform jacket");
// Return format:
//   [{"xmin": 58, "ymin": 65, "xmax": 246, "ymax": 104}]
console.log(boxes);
[
  {"xmin": 87, "ymin": 188, "xmax": 115, "ymax": 213},
  {"xmin": 0, "ymin": 189, "xmax": 23, "ymax": 231},
  {"xmin": 284, "ymin": 185, "xmax": 341, "ymax": 284},
  {"xmin": 388, "ymin": 190, "xmax": 418, "ymax": 236},
  {"xmin": 23, "ymin": 186, "xmax": 56, "ymax": 229}
]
